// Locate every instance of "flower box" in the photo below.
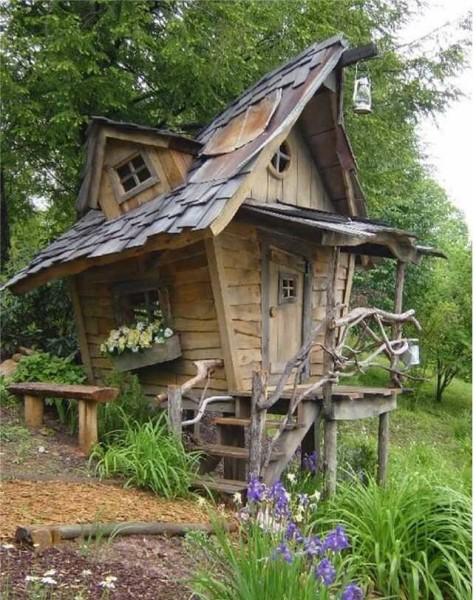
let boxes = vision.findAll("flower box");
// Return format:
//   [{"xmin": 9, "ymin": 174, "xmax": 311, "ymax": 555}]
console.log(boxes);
[{"xmin": 111, "ymin": 334, "xmax": 182, "ymax": 372}]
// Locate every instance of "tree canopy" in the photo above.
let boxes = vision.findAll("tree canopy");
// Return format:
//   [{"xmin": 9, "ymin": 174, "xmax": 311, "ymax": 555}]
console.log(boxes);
[{"xmin": 0, "ymin": 0, "xmax": 471, "ymax": 395}]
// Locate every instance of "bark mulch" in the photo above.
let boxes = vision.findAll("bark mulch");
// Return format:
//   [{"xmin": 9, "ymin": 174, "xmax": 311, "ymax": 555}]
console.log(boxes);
[
  {"xmin": 0, "ymin": 537, "xmax": 198, "ymax": 599},
  {"xmin": 0, "ymin": 479, "xmax": 210, "ymax": 540}
]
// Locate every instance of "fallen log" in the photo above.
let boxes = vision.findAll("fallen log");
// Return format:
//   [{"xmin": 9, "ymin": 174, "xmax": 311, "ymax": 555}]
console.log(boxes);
[{"xmin": 15, "ymin": 520, "xmax": 236, "ymax": 549}]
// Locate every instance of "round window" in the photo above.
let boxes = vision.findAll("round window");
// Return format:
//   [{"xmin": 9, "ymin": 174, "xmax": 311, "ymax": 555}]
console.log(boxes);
[{"xmin": 269, "ymin": 140, "xmax": 291, "ymax": 178}]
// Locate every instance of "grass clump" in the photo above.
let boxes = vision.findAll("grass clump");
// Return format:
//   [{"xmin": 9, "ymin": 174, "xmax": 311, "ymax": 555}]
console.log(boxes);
[
  {"xmin": 90, "ymin": 411, "xmax": 200, "ymax": 498},
  {"xmin": 315, "ymin": 475, "xmax": 471, "ymax": 599}
]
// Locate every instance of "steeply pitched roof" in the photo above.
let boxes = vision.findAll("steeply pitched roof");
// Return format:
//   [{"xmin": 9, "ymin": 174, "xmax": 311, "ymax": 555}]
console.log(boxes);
[{"xmin": 5, "ymin": 35, "xmax": 353, "ymax": 292}]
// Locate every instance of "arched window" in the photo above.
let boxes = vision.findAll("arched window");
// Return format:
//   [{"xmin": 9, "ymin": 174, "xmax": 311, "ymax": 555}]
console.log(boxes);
[{"xmin": 269, "ymin": 141, "xmax": 291, "ymax": 178}]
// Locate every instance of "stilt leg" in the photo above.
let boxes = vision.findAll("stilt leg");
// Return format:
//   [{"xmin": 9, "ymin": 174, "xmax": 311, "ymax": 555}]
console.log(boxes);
[
  {"xmin": 323, "ymin": 418, "xmax": 337, "ymax": 497},
  {"xmin": 377, "ymin": 411, "xmax": 390, "ymax": 485}
]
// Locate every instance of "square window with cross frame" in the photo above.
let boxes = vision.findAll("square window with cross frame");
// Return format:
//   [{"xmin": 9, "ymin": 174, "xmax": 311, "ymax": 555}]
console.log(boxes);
[{"xmin": 278, "ymin": 272, "xmax": 298, "ymax": 304}]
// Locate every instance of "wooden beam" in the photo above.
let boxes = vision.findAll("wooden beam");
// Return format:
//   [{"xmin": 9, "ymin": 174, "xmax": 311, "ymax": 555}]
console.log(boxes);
[
  {"xmin": 69, "ymin": 278, "xmax": 94, "ymax": 382},
  {"xmin": 78, "ymin": 399, "xmax": 98, "ymax": 453},
  {"xmin": 338, "ymin": 43, "xmax": 379, "ymax": 68},
  {"xmin": 24, "ymin": 395, "xmax": 44, "ymax": 428},
  {"xmin": 205, "ymin": 237, "xmax": 242, "ymax": 390},
  {"xmin": 9, "ymin": 382, "xmax": 118, "ymax": 402}
]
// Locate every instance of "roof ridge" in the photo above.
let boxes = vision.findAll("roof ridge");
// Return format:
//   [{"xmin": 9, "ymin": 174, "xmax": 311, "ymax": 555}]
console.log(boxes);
[{"xmin": 197, "ymin": 34, "xmax": 346, "ymax": 141}]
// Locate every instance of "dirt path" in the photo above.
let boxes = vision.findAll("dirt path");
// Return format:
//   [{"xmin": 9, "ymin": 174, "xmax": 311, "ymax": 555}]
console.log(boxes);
[{"xmin": 0, "ymin": 402, "xmax": 210, "ymax": 599}]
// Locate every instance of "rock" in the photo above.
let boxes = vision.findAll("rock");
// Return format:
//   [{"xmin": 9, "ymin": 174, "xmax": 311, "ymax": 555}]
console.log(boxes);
[
  {"xmin": 11, "ymin": 353, "xmax": 24, "ymax": 363},
  {"xmin": 0, "ymin": 359, "xmax": 18, "ymax": 377},
  {"xmin": 19, "ymin": 346, "xmax": 35, "ymax": 356},
  {"xmin": 37, "ymin": 446, "xmax": 47, "ymax": 454}
]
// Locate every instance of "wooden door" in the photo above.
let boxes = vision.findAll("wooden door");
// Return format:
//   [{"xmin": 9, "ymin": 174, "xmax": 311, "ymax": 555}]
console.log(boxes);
[{"xmin": 267, "ymin": 247, "xmax": 305, "ymax": 376}]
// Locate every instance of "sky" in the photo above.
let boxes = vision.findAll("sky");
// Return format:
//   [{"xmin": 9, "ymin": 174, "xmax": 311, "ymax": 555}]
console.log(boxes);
[{"xmin": 398, "ymin": 0, "xmax": 473, "ymax": 233}]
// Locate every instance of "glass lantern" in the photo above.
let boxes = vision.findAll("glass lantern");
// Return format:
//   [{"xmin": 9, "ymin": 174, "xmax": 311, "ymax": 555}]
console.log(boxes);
[
  {"xmin": 353, "ymin": 75, "xmax": 372, "ymax": 114},
  {"xmin": 402, "ymin": 339, "xmax": 420, "ymax": 367}
]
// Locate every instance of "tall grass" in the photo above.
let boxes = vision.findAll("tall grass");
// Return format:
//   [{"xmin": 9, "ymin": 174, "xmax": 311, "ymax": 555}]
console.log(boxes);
[
  {"xmin": 90, "ymin": 411, "xmax": 201, "ymax": 498},
  {"xmin": 314, "ymin": 475, "xmax": 472, "ymax": 599}
]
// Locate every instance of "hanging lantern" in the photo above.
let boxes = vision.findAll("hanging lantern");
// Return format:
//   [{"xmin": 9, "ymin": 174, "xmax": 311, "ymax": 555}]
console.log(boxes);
[
  {"xmin": 401, "ymin": 339, "xmax": 420, "ymax": 368},
  {"xmin": 352, "ymin": 72, "xmax": 372, "ymax": 114}
]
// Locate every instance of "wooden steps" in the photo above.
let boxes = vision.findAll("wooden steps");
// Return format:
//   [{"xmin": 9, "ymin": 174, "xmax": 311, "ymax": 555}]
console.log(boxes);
[
  {"xmin": 192, "ymin": 476, "xmax": 247, "ymax": 494},
  {"xmin": 198, "ymin": 443, "xmax": 284, "ymax": 461},
  {"xmin": 211, "ymin": 416, "xmax": 301, "ymax": 430}
]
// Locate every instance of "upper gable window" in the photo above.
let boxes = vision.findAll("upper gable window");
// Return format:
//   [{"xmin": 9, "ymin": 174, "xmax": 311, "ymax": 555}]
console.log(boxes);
[
  {"xmin": 116, "ymin": 154, "xmax": 153, "ymax": 193},
  {"xmin": 112, "ymin": 152, "xmax": 159, "ymax": 204},
  {"xmin": 269, "ymin": 141, "xmax": 291, "ymax": 179}
]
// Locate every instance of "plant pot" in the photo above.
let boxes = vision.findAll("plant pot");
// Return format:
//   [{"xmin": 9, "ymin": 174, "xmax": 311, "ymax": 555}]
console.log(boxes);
[{"xmin": 110, "ymin": 335, "xmax": 182, "ymax": 372}]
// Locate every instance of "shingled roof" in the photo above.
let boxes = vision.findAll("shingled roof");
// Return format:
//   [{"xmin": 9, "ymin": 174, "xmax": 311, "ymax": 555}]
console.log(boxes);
[{"xmin": 5, "ymin": 35, "xmax": 355, "ymax": 293}]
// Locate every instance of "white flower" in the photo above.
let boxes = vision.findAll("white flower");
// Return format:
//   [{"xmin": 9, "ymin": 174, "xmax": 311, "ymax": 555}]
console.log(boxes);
[
  {"xmin": 232, "ymin": 492, "xmax": 242, "ymax": 505},
  {"xmin": 81, "ymin": 569, "xmax": 92, "ymax": 577},
  {"xmin": 43, "ymin": 569, "xmax": 56, "ymax": 577},
  {"xmin": 99, "ymin": 580, "xmax": 116, "ymax": 590},
  {"xmin": 104, "ymin": 576, "xmax": 117, "ymax": 583},
  {"xmin": 295, "ymin": 512, "xmax": 303, "ymax": 523},
  {"xmin": 25, "ymin": 575, "xmax": 40, "ymax": 582},
  {"xmin": 41, "ymin": 577, "xmax": 57, "ymax": 585},
  {"xmin": 286, "ymin": 473, "xmax": 296, "ymax": 483},
  {"xmin": 164, "ymin": 327, "xmax": 173, "ymax": 338},
  {"xmin": 1, "ymin": 543, "xmax": 14, "ymax": 549},
  {"xmin": 311, "ymin": 490, "xmax": 321, "ymax": 502},
  {"xmin": 196, "ymin": 496, "xmax": 206, "ymax": 507}
]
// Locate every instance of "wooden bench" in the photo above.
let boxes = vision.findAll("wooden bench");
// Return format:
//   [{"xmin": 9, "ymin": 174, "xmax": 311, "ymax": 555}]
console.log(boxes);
[{"xmin": 8, "ymin": 382, "xmax": 119, "ymax": 454}]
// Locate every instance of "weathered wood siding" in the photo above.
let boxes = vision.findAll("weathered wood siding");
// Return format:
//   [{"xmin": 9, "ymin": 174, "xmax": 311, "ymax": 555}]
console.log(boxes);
[
  {"xmin": 249, "ymin": 126, "xmax": 333, "ymax": 212},
  {"xmin": 309, "ymin": 249, "xmax": 353, "ymax": 379},
  {"xmin": 72, "ymin": 241, "xmax": 227, "ymax": 400},
  {"xmin": 216, "ymin": 223, "xmax": 262, "ymax": 390}
]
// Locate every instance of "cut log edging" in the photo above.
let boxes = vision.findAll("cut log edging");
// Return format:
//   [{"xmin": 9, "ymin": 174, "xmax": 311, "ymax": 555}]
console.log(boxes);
[{"xmin": 15, "ymin": 520, "xmax": 237, "ymax": 549}]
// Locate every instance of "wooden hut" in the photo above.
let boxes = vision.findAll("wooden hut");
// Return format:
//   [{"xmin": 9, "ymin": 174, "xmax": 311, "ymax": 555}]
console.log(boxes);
[{"xmin": 4, "ymin": 35, "xmax": 441, "ymax": 492}]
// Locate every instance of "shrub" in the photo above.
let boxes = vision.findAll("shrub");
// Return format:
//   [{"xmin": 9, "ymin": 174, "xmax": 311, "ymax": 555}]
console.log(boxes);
[
  {"xmin": 0, "ymin": 282, "xmax": 78, "ymax": 359},
  {"xmin": 11, "ymin": 352, "xmax": 86, "ymax": 432},
  {"xmin": 189, "ymin": 477, "xmax": 364, "ymax": 599},
  {"xmin": 90, "ymin": 412, "xmax": 200, "ymax": 498},
  {"xmin": 98, "ymin": 371, "xmax": 152, "ymax": 441},
  {"xmin": 314, "ymin": 475, "xmax": 472, "ymax": 599}
]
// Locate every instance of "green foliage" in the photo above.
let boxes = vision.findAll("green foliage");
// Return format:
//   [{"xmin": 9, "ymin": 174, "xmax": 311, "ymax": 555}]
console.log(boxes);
[
  {"xmin": 11, "ymin": 352, "xmax": 86, "ymax": 432},
  {"xmin": 90, "ymin": 412, "xmax": 200, "ymax": 498},
  {"xmin": 0, "ymin": 377, "xmax": 17, "ymax": 407},
  {"xmin": 338, "ymin": 436, "xmax": 377, "ymax": 483},
  {"xmin": 0, "ymin": 282, "xmax": 77, "ymax": 359},
  {"xmin": 98, "ymin": 371, "xmax": 152, "ymax": 440},
  {"xmin": 315, "ymin": 476, "xmax": 472, "ymax": 599}
]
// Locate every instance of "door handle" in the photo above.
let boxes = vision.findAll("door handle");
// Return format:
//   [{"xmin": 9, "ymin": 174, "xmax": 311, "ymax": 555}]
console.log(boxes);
[{"xmin": 269, "ymin": 306, "xmax": 278, "ymax": 317}]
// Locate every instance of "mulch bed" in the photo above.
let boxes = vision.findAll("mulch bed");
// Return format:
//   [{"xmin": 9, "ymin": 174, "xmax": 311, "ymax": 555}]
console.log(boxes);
[
  {"xmin": 0, "ymin": 537, "xmax": 198, "ymax": 599},
  {"xmin": 0, "ymin": 480, "xmax": 210, "ymax": 540}
]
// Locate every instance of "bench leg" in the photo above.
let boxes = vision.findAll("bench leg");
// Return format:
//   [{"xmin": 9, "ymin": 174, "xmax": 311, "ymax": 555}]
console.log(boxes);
[
  {"xmin": 24, "ymin": 395, "xmax": 44, "ymax": 429},
  {"xmin": 78, "ymin": 400, "xmax": 98, "ymax": 454}
]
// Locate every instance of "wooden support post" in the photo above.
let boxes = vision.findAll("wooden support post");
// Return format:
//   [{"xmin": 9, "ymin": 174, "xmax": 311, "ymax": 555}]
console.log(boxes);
[
  {"xmin": 78, "ymin": 400, "xmax": 98, "ymax": 454},
  {"xmin": 377, "ymin": 411, "xmax": 390, "ymax": 485},
  {"xmin": 314, "ymin": 405, "xmax": 322, "ymax": 473},
  {"xmin": 167, "ymin": 385, "xmax": 182, "ymax": 437},
  {"xmin": 24, "ymin": 394, "xmax": 44, "ymax": 429},
  {"xmin": 322, "ymin": 247, "xmax": 340, "ymax": 497},
  {"xmin": 249, "ymin": 370, "xmax": 268, "ymax": 478},
  {"xmin": 323, "ymin": 419, "xmax": 337, "ymax": 497},
  {"xmin": 378, "ymin": 260, "xmax": 405, "ymax": 485}
]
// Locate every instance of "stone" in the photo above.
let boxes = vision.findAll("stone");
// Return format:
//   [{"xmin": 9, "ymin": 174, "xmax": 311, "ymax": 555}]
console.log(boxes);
[{"xmin": 0, "ymin": 359, "xmax": 18, "ymax": 377}]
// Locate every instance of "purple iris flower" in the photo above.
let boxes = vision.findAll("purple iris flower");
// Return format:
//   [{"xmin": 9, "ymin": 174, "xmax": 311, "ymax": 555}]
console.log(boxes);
[
  {"xmin": 274, "ymin": 542, "xmax": 293, "ymax": 563},
  {"xmin": 314, "ymin": 558, "xmax": 336, "ymax": 585},
  {"xmin": 323, "ymin": 525, "xmax": 349, "ymax": 552},
  {"xmin": 268, "ymin": 480, "xmax": 290, "ymax": 518},
  {"xmin": 342, "ymin": 583, "xmax": 364, "ymax": 600},
  {"xmin": 285, "ymin": 521, "xmax": 304, "ymax": 544},
  {"xmin": 247, "ymin": 475, "xmax": 265, "ymax": 503},
  {"xmin": 302, "ymin": 451, "xmax": 317, "ymax": 474},
  {"xmin": 297, "ymin": 493, "xmax": 309, "ymax": 508},
  {"xmin": 303, "ymin": 535, "xmax": 323, "ymax": 558}
]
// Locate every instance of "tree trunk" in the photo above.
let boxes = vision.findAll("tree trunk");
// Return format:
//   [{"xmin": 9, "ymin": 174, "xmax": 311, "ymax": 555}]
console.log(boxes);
[{"xmin": 0, "ymin": 168, "xmax": 10, "ymax": 271}]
